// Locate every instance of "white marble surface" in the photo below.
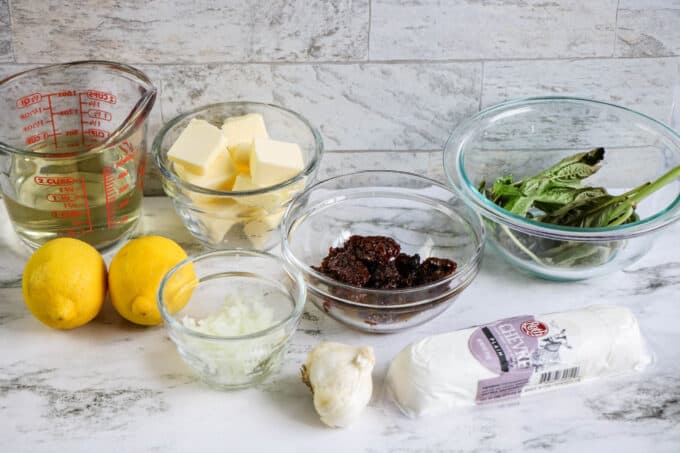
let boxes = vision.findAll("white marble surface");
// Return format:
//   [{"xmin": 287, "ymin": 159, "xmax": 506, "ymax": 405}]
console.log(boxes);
[
  {"xmin": 0, "ymin": 0, "xmax": 11, "ymax": 62},
  {"xmin": 616, "ymin": 0, "xmax": 680, "ymax": 57},
  {"xmin": 482, "ymin": 58, "xmax": 680, "ymax": 124},
  {"xmin": 1, "ymin": 196, "xmax": 679, "ymax": 452},
  {"xmin": 10, "ymin": 0, "xmax": 369, "ymax": 63},
  {"xmin": 370, "ymin": 0, "xmax": 618, "ymax": 60}
]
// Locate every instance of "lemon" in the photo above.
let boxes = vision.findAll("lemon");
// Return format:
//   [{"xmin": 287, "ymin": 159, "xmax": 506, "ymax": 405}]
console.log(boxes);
[
  {"xmin": 22, "ymin": 238, "xmax": 107, "ymax": 329},
  {"xmin": 109, "ymin": 236, "xmax": 194, "ymax": 326}
]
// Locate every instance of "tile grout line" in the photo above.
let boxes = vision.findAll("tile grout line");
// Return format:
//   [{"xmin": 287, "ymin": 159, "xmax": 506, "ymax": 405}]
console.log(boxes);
[
  {"xmin": 4, "ymin": 55, "xmax": 680, "ymax": 68},
  {"xmin": 613, "ymin": 0, "xmax": 621, "ymax": 57},
  {"xmin": 366, "ymin": 0, "xmax": 372, "ymax": 60}
]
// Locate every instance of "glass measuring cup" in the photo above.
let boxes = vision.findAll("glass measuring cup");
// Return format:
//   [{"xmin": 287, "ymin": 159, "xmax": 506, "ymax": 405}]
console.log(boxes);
[{"xmin": 0, "ymin": 61, "xmax": 156, "ymax": 251}]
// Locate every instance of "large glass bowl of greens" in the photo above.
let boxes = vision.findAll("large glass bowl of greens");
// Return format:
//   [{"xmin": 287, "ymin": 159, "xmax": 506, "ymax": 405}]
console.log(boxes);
[{"xmin": 444, "ymin": 97, "xmax": 680, "ymax": 281}]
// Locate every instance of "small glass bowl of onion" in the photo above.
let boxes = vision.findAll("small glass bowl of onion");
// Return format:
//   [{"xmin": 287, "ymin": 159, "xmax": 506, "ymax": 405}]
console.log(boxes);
[{"xmin": 157, "ymin": 250, "xmax": 306, "ymax": 389}]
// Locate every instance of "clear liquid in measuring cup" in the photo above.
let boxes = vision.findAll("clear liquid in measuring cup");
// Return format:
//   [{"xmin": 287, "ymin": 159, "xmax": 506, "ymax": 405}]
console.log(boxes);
[
  {"xmin": 3, "ymin": 89, "xmax": 147, "ymax": 251},
  {"xmin": 5, "ymin": 147, "xmax": 143, "ymax": 251}
]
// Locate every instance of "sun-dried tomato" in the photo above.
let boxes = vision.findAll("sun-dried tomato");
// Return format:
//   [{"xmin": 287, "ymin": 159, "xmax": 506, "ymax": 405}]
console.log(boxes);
[
  {"xmin": 414, "ymin": 257, "xmax": 458, "ymax": 285},
  {"xmin": 314, "ymin": 235, "xmax": 457, "ymax": 290}
]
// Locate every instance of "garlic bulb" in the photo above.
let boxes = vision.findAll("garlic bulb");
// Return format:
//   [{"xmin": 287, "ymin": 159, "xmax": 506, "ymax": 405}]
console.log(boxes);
[{"xmin": 301, "ymin": 342, "xmax": 375, "ymax": 428}]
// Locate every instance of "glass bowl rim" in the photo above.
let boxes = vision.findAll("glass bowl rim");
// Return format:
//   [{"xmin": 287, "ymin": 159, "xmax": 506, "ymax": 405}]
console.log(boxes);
[
  {"xmin": 157, "ymin": 249, "xmax": 307, "ymax": 341},
  {"xmin": 152, "ymin": 101, "xmax": 324, "ymax": 197},
  {"xmin": 280, "ymin": 170, "xmax": 485, "ymax": 306},
  {"xmin": 444, "ymin": 96, "xmax": 680, "ymax": 241}
]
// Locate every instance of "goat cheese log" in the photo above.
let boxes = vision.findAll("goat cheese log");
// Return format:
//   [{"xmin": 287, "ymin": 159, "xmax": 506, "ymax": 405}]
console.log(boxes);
[{"xmin": 386, "ymin": 305, "xmax": 650, "ymax": 417}]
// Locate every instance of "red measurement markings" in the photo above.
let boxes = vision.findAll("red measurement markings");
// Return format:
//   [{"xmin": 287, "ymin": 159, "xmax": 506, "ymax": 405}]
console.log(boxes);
[
  {"xmin": 78, "ymin": 93, "xmax": 87, "ymax": 145},
  {"xmin": 25, "ymin": 134, "xmax": 42, "ymax": 145},
  {"xmin": 102, "ymin": 167, "xmax": 115, "ymax": 229},
  {"xmin": 118, "ymin": 215, "xmax": 129, "ymax": 225},
  {"xmin": 34, "ymin": 176, "xmax": 75, "ymax": 186},
  {"xmin": 87, "ymin": 128, "xmax": 108, "ymax": 139},
  {"xmin": 46, "ymin": 193, "xmax": 78, "ymax": 203},
  {"xmin": 116, "ymin": 152, "xmax": 136, "ymax": 167},
  {"xmin": 45, "ymin": 94, "xmax": 58, "ymax": 148},
  {"xmin": 86, "ymin": 90, "xmax": 117, "ymax": 104},
  {"xmin": 118, "ymin": 198, "xmax": 130, "ymax": 209},
  {"xmin": 20, "ymin": 106, "xmax": 47, "ymax": 120},
  {"xmin": 117, "ymin": 169, "xmax": 129, "ymax": 179},
  {"xmin": 52, "ymin": 107, "xmax": 79, "ymax": 116},
  {"xmin": 119, "ymin": 140, "xmax": 136, "ymax": 155},
  {"xmin": 51, "ymin": 209, "xmax": 86, "ymax": 219},
  {"xmin": 118, "ymin": 183, "xmax": 130, "ymax": 194},
  {"xmin": 16, "ymin": 93, "xmax": 42, "ymax": 109},
  {"xmin": 81, "ymin": 119, "xmax": 102, "ymax": 127},
  {"xmin": 22, "ymin": 118, "xmax": 48, "ymax": 132},
  {"xmin": 79, "ymin": 177, "xmax": 93, "ymax": 233},
  {"xmin": 88, "ymin": 109, "xmax": 112, "ymax": 121}
]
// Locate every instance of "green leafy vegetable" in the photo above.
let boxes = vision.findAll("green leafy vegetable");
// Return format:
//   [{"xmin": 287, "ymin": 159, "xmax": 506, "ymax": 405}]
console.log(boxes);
[{"xmin": 479, "ymin": 148, "xmax": 680, "ymax": 267}]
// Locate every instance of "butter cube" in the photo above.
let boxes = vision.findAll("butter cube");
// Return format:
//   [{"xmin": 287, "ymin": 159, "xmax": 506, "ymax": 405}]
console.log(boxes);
[
  {"xmin": 250, "ymin": 138, "xmax": 304, "ymax": 187},
  {"xmin": 200, "ymin": 216, "xmax": 236, "ymax": 244},
  {"xmin": 222, "ymin": 114, "xmax": 269, "ymax": 172},
  {"xmin": 231, "ymin": 174, "xmax": 287, "ymax": 210},
  {"xmin": 174, "ymin": 150, "xmax": 237, "ymax": 191},
  {"xmin": 168, "ymin": 119, "xmax": 228, "ymax": 175},
  {"xmin": 229, "ymin": 143, "xmax": 253, "ymax": 173},
  {"xmin": 196, "ymin": 201, "xmax": 259, "ymax": 244},
  {"xmin": 242, "ymin": 210, "xmax": 286, "ymax": 250}
]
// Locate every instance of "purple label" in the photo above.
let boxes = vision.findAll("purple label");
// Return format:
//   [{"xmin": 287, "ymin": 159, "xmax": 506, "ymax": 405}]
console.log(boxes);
[{"xmin": 468, "ymin": 315, "xmax": 544, "ymax": 403}]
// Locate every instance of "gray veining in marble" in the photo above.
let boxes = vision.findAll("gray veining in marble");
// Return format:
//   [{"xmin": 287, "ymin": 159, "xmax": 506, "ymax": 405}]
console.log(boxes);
[
  {"xmin": 10, "ymin": 0, "xmax": 369, "ymax": 64},
  {"xmin": 370, "ymin": 0, "xmax": 618, "ymax": 60},
  {"xmin": 159, "ymin": 63, "xmax": 482, "ymax": 152},
  {"xmin": 271, "ymin": 64, "xmax": 481, "ymax": 151},
  {"xmin": 482, "ymin": 58, "xmax": 680, "ymax": 123},
  {"xmin": 1, "ymin": 197, "xmax": 680, "ymax": 452},
  {"xmin": 317, "ymin": 151, "xmax": 433, "ymax": 181},
  {"xmin": 616, "ymin": 0, "xmax": 680, "ymax": 57},
  {"xmin": 0, "ymin": 0, "xmax": 11, "ymax": 63}
]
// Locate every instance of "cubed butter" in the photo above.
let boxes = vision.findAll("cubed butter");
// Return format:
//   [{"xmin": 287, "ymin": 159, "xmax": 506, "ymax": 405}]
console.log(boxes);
[
  {"xmin": 231, "ymin": 174, "xmax": 288, "ymax": 210},
  {"xmin": 242, "ymin": 210, "xmax": 285, "ymax": 250},
  {"xmin": 196, "ymin": 201, "xmax": 257, "ymax": 244},
  {"xmin": 243, "ymin": 219, "xmax": 273, "ymax": 250},
  {"xmin": 229, "ymin": 143, "xmax": 253, "ymax": 173},
  {"xmin": 174, "ymin": 149, "xmax": 237, "ymax": 191},
  {"xmin": 168, "ymin": 119, "xmax": 228, "ymax": 175},
  {"xmin": 199, "ymin": 215, "xmax": 236, "ymax": 244},
  {"xmin": 222, "ymin": 114, "xmax": 269, "ymax": 172},
  {"xmin": 250, "ymin": 138, "xmax": 304, "ymax": 187}
]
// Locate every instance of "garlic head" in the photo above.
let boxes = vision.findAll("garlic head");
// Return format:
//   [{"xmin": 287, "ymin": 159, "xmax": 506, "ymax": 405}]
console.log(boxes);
[{"xmin": 301, "ymin": 342, "xmax": 375, "ymax": 428}]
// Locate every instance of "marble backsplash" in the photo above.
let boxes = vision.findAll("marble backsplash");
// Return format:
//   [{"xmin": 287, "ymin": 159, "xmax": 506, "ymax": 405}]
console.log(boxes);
[{"xmin": 0, "ymin": 0, "xmax": 679, "ymax": 194}]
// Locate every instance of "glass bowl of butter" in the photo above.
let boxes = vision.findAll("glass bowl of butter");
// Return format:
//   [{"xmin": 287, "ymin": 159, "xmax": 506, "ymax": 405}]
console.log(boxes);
[
  {"xmin": 157, "ymin": 249, "xmax": 306, "ymax": 389},
  {"xmin": 152, "ymin": 102, "xmax": 324, "ymax": 250}
]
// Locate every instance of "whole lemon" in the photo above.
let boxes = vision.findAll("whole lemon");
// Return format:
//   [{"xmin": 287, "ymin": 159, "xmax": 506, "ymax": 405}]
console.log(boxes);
[
  {"xmin": 109, "ymin": 236, "xmax": 194, "ymax": 326},
  {"xmin": 22, "ymin": 238, "xmax": 107, "ymax": 329}
]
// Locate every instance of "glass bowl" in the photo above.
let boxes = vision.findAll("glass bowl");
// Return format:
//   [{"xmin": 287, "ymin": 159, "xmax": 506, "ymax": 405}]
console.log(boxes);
[
  {"xmin": 444, "ymin": 97, "xmax": 680, "ymax": 281},
  {"xmin": 281, "ymin": 171, "xmax": 485, "ymax": 334},
  {"xmin": 157, "ymin": 250, "xmax": 306, "ymax": 389},
  {"xmin": 152, "ymin": 102, "xmax": 323, "ymax": 250}
]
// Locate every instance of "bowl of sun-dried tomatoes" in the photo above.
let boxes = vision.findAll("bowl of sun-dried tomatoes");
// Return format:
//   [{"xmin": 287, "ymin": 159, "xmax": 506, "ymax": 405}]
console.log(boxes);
[{"xmin": 280, "ymin": 171, "xmax": 485, "ymax": 333}]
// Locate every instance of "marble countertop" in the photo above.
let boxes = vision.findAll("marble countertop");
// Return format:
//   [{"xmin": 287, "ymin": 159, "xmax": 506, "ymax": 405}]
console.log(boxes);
[{"xmin": 1, "ymin": 197, "xmax": 679, "ymax": 453}]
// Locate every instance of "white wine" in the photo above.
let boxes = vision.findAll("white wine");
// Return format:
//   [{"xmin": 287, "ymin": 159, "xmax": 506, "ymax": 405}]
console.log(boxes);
[{"xmin": 3, "ymin": 143, "xmax": 144, "ymax": 251}]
